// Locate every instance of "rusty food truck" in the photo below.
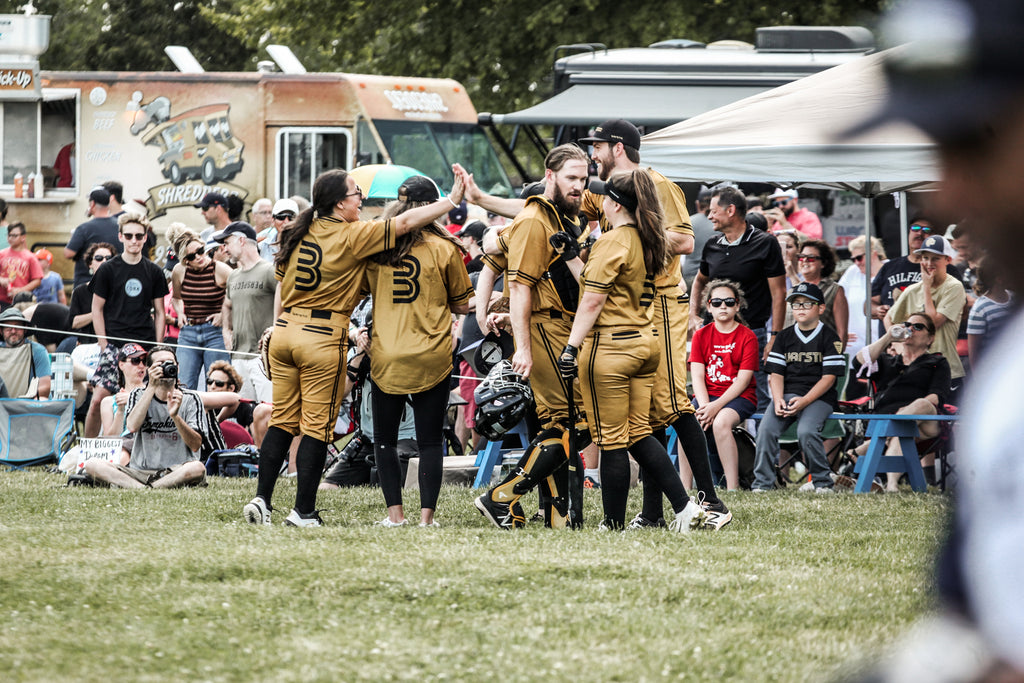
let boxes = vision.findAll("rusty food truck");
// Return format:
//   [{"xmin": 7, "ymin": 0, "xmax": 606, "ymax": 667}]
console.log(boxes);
[{"xmin": 0, "ymin": 14, "xmax": 513, "ymax": 277}]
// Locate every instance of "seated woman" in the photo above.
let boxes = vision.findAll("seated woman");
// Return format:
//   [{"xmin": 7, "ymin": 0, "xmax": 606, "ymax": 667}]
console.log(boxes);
[
  {"xmin": 99, "ymin": 343, "xmax": 151, "ymax": 462},
  {"xmin": 689, "ymin": 279, "xmax": 758, "ymax": 490},
  {"xmin": 852, "ymin": 312, "xmax": 951, "ymax": 492},
  {"xmin": 206, "ymin": 360, "xmax": 255, "ymax": 448}
]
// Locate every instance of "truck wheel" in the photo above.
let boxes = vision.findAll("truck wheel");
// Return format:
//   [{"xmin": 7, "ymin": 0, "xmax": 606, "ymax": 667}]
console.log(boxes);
[
  {"xmin": 170, "ymin": 163, "xmax": 183, "ymax": 185},
  {"xmin": 201, "ymin": 158, "xmax": 216, "ymax": 185}
]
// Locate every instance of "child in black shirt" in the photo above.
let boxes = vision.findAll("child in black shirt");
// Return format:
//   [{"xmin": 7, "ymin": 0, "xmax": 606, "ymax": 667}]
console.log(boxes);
[{"xmin": 752, "ymin": 282, "xmax": 846, "ymax": 492}]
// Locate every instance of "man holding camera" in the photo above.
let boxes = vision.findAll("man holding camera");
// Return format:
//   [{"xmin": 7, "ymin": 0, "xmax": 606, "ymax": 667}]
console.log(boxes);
[{"xmin": 83, "ymin": 345, "xmax": 207, "ymax": 489}]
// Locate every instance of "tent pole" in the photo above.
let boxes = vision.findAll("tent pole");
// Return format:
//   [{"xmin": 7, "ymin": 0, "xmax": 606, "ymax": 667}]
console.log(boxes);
[
  {"xmin": 865, "ymin": 196, "xmax": 874, "ymax": 348},
  {"xmin": 899, "ymin": 191, "xmax": 909, "ymax": 257}
]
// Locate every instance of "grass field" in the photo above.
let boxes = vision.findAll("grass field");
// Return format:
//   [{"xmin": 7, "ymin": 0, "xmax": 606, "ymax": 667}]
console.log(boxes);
[{"xmin": 0, "ymin": 470, "xmax": 950, "ymax": 682}]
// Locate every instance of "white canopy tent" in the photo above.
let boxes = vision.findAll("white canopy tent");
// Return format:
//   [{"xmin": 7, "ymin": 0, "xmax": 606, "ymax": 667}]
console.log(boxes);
[
  {"xmin": 640, "ymin": 48, "xmax": 941, "ymax": 349},
  {"xmin": 640, "ymin": 48, "xmax": 940, "ymax": 195}
]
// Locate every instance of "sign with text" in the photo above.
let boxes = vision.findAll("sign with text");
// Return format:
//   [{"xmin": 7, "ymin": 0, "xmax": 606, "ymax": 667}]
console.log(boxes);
[{"xmin": 0, "ymin": 63, "xmax": 39, "ymax": 98}]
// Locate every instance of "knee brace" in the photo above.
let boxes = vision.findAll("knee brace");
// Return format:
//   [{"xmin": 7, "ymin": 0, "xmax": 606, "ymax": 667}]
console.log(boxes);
[{"xmin": 490, "ymin": 428, "xmax": 569, "ymax": 508}]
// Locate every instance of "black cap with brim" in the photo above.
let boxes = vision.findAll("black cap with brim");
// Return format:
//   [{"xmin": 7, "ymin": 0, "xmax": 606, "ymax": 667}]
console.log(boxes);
[
  {"xmin": 213, "ymin": 221, "xmax": 258, "ymax": 243},
  {"xmin": 588, "ymin": 179, "xmax": 637, "ymax": 213},
  {"xmin": 398, "ymin": 175, "xmax": 440, "ymax": 203},
  {"xmin": 578, "ymin": 118, "xmax": 642, "ymax": 150},
  {"xmin": 786, "ymin": 282, "xmax": 824, "ymax": 304}
]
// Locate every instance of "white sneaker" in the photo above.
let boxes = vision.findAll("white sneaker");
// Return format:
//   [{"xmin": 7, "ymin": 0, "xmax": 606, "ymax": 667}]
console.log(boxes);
[
  {"xmin": 284, "ymin": 509, "xmax": 323, "ymax": 527},
  {"xmin": 815, "ymin": 486, "xmax": 836, "ymax": 495},
  {"xmin": 375, "ymin": 517, "xmax": 408, "ymax": 528},
  {"xmin": 243, "ymin": 497, "xmax": 272, "ymax": 526},
  {"xmin": 419, "ymin": 521, "xmax": 440, "ymax": 528},
  {"xmin": 798, "ymin": 481, "xmax": 816, "ymax": 493},
  {"xmin": 668, "ymin": 500, "xmax": 707, "ymax": 533}
]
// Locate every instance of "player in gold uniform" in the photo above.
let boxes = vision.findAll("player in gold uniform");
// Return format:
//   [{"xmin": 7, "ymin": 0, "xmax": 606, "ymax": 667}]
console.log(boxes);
[
  {"xmin": 242, "ymin": 168, "xmax": 465, "ymax": 527},
  {"xmin": 558, "ymin": 170, "xmax": 707, "ymax": 532},
  {"xmin": 461, "ymin": 145, "xmax": 590, "ymax": 530},
  {"xmin": 364, "ymin": 176, "xmax": 474, "ymax": 528}
]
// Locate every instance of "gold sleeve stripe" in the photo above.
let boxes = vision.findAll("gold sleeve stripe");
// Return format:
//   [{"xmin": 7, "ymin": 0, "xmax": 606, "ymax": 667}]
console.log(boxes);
[
  {"xmin": 582, "ymin": 278, "xmax": 614, "ymax": 291},
  {"xmin": 449, "ymin": 286, "xmax": 474, "ymax": 305},
  {"xmin": 507, "ymin": 269, "xmax": 540, "ymax": 286},
  {"xmin": 383, "ymin": 218, "xmax": 394, "ymax": 251},
  {"xmin": 482, "ymin": 255, "xmax": 505, "ymax": 272}
]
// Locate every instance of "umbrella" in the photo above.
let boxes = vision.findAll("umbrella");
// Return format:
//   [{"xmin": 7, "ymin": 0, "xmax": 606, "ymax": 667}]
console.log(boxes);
[{"xmin": 347, "ymin": 164, "xmax": 440, "ymax": 201}]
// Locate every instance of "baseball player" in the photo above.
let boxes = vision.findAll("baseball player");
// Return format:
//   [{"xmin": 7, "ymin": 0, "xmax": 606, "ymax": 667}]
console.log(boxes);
[
  {"xmin": 459, "ymin": 144, "xmax": 590, "ymax": 530},
  {"xmin": 558, "ymin": 170, "xmax": 706, "ymax": 532},
  {"xmin": 243, "ymin": 168, "xmax": 465, "ymax": 527},
  {"xmin": 363, "ymin": 176, "xmax": 474, "ymax": 528},
  {"xmin": 459, "ymin": 120, "xmax": 730, "ymax": 530}
]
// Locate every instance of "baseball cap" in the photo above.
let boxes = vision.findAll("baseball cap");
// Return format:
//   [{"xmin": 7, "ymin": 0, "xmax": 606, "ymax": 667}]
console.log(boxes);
[
  {"xmin": 768, "ymin": 188, "xmax": 799, "ymax": 201},
  {"xmin": 786, "ymin": 282, "xmax": 824, "ymax": 304},
  {"xmin": 579, "ymin": 119, "xmax": 642, "ymax": 151},
  {"xmin": 194, "ymin": 192, "xmax": 228, "ymax": 210},
  {"xmin": 448, "ymin": 200, "xmax": 468, "ymax": 226},
  {"xmin": 118, "ymin": 343, "xmax": 148, "ymax": 361},
  {"xmin": 519, "ymin": 181, "xmax": 545, "ymax": 199},
  {"xmin": 34, "ymin": 248, "xmax": 53, "ymax": 265},
  {"xmin": 89, "ymin": 188, "xmax": 111, "ymax": 206},
  {"xmin": 849, "ymin": 0, "xmax": 1024, "ymax": 142},
  {"xmin": 398, "ymin": 175, "xmax": 440, "ymax": 203},
  {"xmin": 0, "ymin": 307, "xmax": 29, "ymax": 325},
  {"xmin": 457, "ymin": 220, "xmax": 488, "ymax": 244},
  {"xmin": 272, "ymin": 198, "xmax": 299, "ymax": 218},
  {"xmin": 587, "ymin": 179, "xmax": 638, "ymax": 213},
  {"xmin": 915, "ymin": 234, "xmax": 957, "ymax": 258},
  {"xmin": 213, "ymin": 221, "xmax": 258, "ymax": 243}
]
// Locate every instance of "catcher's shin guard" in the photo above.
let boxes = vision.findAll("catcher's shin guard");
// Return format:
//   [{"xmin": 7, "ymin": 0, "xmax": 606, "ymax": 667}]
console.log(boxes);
[
  {"xmin": 541, "ymin": 460, "xmax": 570, "ymax": 529},
  {"xmin": 488, "ymin": 428, "xmax": 568, "ymax": 509}
]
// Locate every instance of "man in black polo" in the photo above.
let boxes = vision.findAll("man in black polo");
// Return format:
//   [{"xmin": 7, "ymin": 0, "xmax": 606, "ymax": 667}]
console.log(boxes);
[{"xmin": 690, "ymin": 186, "xmax": 786, "ymax": 412}]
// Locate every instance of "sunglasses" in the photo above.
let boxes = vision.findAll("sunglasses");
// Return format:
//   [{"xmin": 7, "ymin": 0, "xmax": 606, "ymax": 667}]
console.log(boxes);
[
  {"xmin": 121, "ymin": 232, "xmax": 146, "ymax": 241},
  {"xmin": 183, "ymin": 249, "xmax": 203, "ymax": 263},
  {"xmin": 910, "ymin": 225, "xmax": 933, "ymax": 234},
  {"xmin": 274, "ymin": 213, "xmax": 295, "ymax": 221},
  {"xmin": 92, "ymin": 254, "xmax": 113, "ymax": 262},
  {"xmin": 798, "ymin": 254, "xmax": 822, "ymax": 262},
  {"xmin": 771, "ymin": 199, "xmax": 791, "ymax": 208},
  {"xmin": 210, "ymin": 379, "xmax": 231, "ymax": 388},
  {"xmin": 790, "ymin": 301, "xmax": 817, "ymax": 310},
  {"xmin": 345, "ymin": 186, "xmax": 365, "ymax": 199},
  {"xmin": 852, "ymin": 254, "xmax": 865, "ymax": 263},
  {"xmin": 708, "ymin": 297, "xmax": 737, "ymax": 308},
  {"xmin": 903, "ymin": 321, "xmax": 929, "ymax": 332},
  {"xmin": 123, "ymin": 356, "xmax": 146, "ymax": 365}
]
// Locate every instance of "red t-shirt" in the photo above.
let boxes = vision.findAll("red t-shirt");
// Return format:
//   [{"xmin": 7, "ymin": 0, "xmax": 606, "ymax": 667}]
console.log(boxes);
[{"xmin": 689, "ymin": 322, "xmax": 759, "ymax": 406}]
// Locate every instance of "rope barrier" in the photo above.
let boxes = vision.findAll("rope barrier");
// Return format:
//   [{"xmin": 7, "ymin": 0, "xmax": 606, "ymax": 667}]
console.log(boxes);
[{"xmin": 0, "ymin": 321, "xmax": 259, "ymax": 358}]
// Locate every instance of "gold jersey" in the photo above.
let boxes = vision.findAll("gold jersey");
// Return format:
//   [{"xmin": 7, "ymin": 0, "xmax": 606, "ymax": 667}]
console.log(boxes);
[
  {"xmin": 365, "ymin": 234, "xmax": 474, "ymax": 394},
  {"xmin": 275, "ymin": 215, "xmax": 395, "ymax": 318},
  {"xmin": 580, "ymin": 167, "xmax": 692, "ymax": 292},
  {"xmin": 581, "ymin": 224, "xmax": 656, "ymax": 329}
]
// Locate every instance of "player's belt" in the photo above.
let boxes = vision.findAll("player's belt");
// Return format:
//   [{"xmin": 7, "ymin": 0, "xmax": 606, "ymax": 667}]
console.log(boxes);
[{"xmin": 283, "ymin": 306, "xmax": 340, "ymax": 321}]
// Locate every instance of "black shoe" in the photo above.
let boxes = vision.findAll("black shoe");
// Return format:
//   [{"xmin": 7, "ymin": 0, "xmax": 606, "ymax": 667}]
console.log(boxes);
[{"xmin": 474, "ymin": 494, "xmax": 526, "ymax": 530}]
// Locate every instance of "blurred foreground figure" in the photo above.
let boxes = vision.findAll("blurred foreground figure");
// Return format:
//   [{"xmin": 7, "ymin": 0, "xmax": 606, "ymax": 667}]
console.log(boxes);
[{"xmin": 851, "ymin": 0, "xmax": 1024, "ymax": 680}]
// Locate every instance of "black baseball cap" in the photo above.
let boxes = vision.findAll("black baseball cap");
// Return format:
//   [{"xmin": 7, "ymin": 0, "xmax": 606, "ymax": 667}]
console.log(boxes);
[
  {"xmin": 398, "ymin": 175, "xmax": 440, "ymax": 203},
  {"xmin": 786, "ymin": 282, "xmax": 824, "ymax": 304},
  {"xmin": 587, "ymin": 179, "xmax": 638, "ymax": 213},
  {"xmin": 579, "ymin": 119, "xmax": 642, "ymax": 151},
  {"xmin": 448, "ymin": 200, "xmax": 468, "ymax": 226},
  {"xmin": 194, "ymin": 192, "xmax": 228, "ymax": 209},
  {"xmin": 849, "ymin": 0, "xmax": 1024, "ymax": 143},
  {"xmin": 213, "ymin": 221, "xmax": 258, "ymax": 243},
  {"xmin": 457, "ymin": 220, "xmax": 488, "ymax": 244}
]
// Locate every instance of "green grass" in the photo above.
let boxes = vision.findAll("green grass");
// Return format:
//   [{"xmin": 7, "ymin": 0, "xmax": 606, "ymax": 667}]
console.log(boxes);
[{"xmin": 0, "ymin": 471, "xmax": 950, "ymax": 682}]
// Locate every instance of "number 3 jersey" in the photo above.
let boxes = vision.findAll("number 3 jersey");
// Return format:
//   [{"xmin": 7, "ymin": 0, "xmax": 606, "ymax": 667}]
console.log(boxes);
[
  {"xmin": 364, "ymin": 233, "xmax": 474, "ymax": 394},
  {"xmin": 275, "ymin": 215, "xmax": 395, "ymax": 318}
]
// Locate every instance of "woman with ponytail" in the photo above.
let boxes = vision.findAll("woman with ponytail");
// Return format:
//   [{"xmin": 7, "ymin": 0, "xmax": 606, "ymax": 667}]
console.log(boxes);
[
  {"xmin": 243, "ymin": 168, "xmax": 465, "ymax": 527},
  {"xmin": 364, "ymin": 176, "xmax": 474, "ymax": 528},
  {"xmin": 558, "ymin": 169, "xmax": 707, "ymax": 532}
]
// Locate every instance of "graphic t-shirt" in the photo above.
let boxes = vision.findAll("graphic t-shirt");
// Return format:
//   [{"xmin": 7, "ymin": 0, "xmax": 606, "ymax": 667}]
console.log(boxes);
[
  {"xmin": 126, "ymin": 387, "xmax": 203, "ymax": 470},
  {"xmin": 89, "ymin": 256, "xmax": 169, "ymax": 343},
  {"xmin": 689, "ymin": 322, "xmax": 759, "ymax": 405}
]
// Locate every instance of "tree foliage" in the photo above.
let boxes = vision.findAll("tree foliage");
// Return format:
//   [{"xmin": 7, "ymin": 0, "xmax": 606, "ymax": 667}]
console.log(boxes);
[{"xmin": 4, "ymin": 0, "xmax": 885, "ymax": 113}]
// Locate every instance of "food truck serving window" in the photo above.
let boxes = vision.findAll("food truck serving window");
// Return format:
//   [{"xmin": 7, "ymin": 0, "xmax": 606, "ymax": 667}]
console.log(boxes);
[
  {"xmin": 373, "ymin": 120, "xmax": 514, "ymax": 197},
  {"xmin": 276, "ymin": 127, "xmax": 351, "ymax": 201},
  {"xmin": 0, "ymin": 89, "xmax": 77, "ymax": 192}
]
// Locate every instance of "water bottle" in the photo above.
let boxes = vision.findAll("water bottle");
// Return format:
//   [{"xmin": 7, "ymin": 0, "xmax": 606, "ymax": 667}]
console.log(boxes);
[
  {"xmin": 890, "ymin": 324, "xmax": 911, "ymax": 341},
  {"xmin": 26, "ymin": 172, "xmax": 35, "ymax": 199}
]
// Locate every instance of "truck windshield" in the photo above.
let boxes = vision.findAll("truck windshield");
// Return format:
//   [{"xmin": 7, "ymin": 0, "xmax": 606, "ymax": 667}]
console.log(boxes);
[{"xmin": 373, "ymin": 120, "xmax": 514, "ymax": 197}]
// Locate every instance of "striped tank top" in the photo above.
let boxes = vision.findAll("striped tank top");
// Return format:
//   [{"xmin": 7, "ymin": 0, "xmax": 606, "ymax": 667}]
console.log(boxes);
[{"xmin": 181, "ymin": 261, "xmax": 225, "ymax": 323}]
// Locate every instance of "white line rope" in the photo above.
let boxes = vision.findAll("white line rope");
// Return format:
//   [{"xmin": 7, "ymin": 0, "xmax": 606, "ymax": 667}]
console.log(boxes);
[{"xmin": 0, "ymin": 322, "xmax": 259, "ymax": 358}]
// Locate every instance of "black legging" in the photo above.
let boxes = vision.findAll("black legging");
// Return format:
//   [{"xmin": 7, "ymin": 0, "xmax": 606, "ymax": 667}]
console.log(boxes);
[{"xmin": 371, "ymin": 377, "xmax": 449, "ymax": 511}]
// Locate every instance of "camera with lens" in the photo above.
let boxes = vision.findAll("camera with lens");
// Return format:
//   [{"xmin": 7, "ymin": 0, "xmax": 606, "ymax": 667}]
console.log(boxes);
[{"xmin": 159, "ymin": 360, "xmax": 178, "ymax": 379}]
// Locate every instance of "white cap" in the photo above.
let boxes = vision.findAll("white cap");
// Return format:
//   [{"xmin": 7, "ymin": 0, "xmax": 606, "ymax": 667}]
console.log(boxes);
[
  {"xmin": 769, "ymin": 188, "xmax": 799, "ymax": 200},
  {"xmin": 272, "ymin": 198, "xmax": 299, "ymax": 217}
]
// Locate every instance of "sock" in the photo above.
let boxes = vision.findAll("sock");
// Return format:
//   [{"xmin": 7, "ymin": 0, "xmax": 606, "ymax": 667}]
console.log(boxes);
[
  {"xmin": 923, "ymin": 464, "xmax": 937, "ymax": 486},
  {"xmin": 599, "ymin": 447, "xmax": 630, "ymax": 527},
  {"xmin": 630, "ymin": 435, "xmax": 690, "ymax": 514},
  {"xmin": 293, "ymin": 435, "xmax": 328, "ymax": 516},
  {"xmin": 256, "ymin": 426, "xmax": 293, "ymax": 506},
  {"xmin": 673, "ymin": 412, "xmax": 720, "ymax": 505}
]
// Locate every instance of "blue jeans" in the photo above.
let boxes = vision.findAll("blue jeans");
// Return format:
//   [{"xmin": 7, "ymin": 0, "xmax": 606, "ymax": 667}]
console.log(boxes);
[
  {"xmin": 177, "ymin": 322, "xmax": 229, "ymax": 390},
  {"xmin": 751, "ymin": 327, "xmax": 770, "ymax": 414}
]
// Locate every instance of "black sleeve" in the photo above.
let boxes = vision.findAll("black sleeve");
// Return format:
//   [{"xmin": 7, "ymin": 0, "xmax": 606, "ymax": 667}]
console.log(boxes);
[
  {"xmin": 871, "ymin": 262, "xmax": 891, "ymax": 298},
  {"xmin": 762, "ymin": 234, "xmax": 786, "ymax": 279},
  {"xmin": 927, "ymin": 355, "xmax": 952, "ymax": 405}
]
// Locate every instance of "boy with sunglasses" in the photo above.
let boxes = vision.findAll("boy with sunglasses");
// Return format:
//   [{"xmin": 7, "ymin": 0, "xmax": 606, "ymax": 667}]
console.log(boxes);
[
  {"xmin": 751, "ymin": 282, "xmax": 846, "ymax": 492},
  {"xmin": 84, "ymin": 213, "xmax": 169, "ymax": 437}
]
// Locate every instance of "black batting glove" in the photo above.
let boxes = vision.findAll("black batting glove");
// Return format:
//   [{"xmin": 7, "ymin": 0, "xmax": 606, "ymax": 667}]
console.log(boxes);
[
  {"xmin": 558, "ymin": 344, "xmax": 579, "ymax": 379},
  {"xmin": 549, "ymin": 232, "xmax": 580, "ymax": 261}
]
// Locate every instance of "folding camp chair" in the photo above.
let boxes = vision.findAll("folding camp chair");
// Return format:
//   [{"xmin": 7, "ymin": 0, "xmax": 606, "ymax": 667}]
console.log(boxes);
[{"xmin": 0, "ymin": 398, "xmax": 76, "ymax": 468}]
